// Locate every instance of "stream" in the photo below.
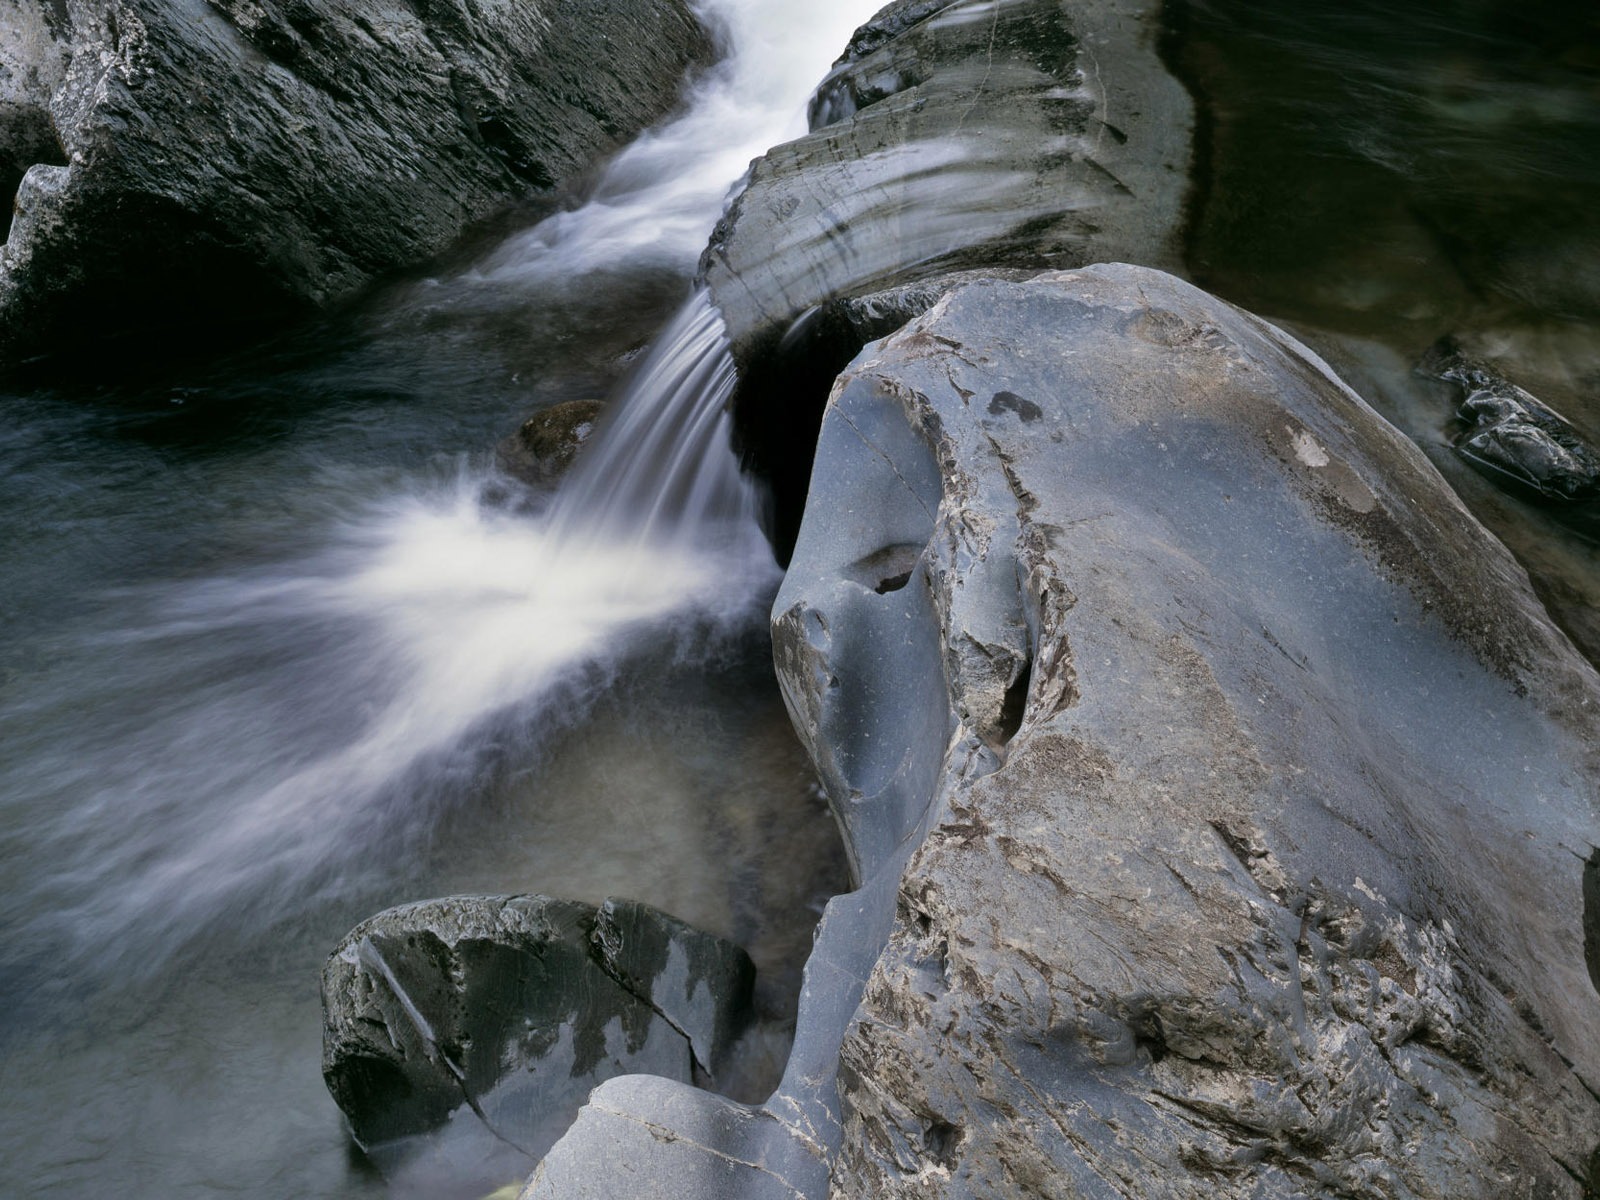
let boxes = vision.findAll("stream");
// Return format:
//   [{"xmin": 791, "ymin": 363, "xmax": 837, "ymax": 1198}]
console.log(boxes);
[
  {"xmin": 0, "ymin": 1, "xmax": 872, "ymax": 1196},
  {"xmin": 1, "ymin": 0, "xmax": 1596, "ymax": 1197}
]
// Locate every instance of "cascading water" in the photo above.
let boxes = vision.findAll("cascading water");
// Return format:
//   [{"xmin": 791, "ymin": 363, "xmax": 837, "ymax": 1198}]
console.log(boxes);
[
  {"xmin": 0, "ymin": 1, "xmax": 874, "ymax": 1197},
  {"xmin": 549, "ymin": 291, "xmax": 751, "ymax": 548}
]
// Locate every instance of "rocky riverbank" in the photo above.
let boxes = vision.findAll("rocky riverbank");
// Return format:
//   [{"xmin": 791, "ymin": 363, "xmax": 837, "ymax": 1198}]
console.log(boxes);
[
  {"xmin": 203, "ymin": 0, "xmax": 1590, "ymax": 1196},
  {"xmin": 0, "ymin": 0, "xmax": 711, "ymax": 368}
]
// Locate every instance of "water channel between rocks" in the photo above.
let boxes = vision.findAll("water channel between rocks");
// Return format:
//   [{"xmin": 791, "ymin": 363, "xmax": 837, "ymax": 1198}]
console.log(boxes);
[
  {"xmin": 1, "ymin": 1, "xmax": 1597, "ymax": 1197},
  {"xmin": 0, "ymin": 0, "xmax": 873, "ymax": 1195}
]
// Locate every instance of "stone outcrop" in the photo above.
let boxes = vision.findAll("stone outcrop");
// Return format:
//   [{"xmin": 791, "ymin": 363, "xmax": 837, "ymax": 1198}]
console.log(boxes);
[
  {"xmin": 698, "ymin": 0, "xmax": 1190, "ymax": 363},
  {"xmin": 695, "ymin": 0, "xmax": 1191, "ymax": 555},
  {"xmin": 322, "ymin": 894, "xmax": 754, "ymax": 1188},
  {"xmin": 0, "ymin": 0, "xmax": 711, "ymax": 367},
  {"xmin": 525, "ymin": 266, "xmax": 1600, "ymax": 1197}
]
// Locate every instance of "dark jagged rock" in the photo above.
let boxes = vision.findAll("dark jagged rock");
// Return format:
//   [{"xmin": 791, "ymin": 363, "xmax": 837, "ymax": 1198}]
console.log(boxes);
[
  {"xmin": 497, "ymin": 399, "xmax": 606, "ymax": 487},
  {"xmin": 698, "ymin": 0, "xmax": 1189, "ymax": 557},
  {"xmin": 321, "ymin": 894, "xmax": 754, "ymax": 1184},
  {"xmin": 1422, "ymin": 338, "xmax": 1600, "ymax": 505},
  {"xmin": 0, "ymin": 0, "xmax": 711, "ymax": 368},
  {"xmin": 527, "ymin": 266, "xmax": 1600, "ymax": 1198}
]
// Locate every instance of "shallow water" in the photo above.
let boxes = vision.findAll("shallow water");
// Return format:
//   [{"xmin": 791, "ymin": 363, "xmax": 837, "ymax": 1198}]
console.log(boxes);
[{"xmin": 0, "ymin": 0, "xmax": 874, "ymax": 1195}]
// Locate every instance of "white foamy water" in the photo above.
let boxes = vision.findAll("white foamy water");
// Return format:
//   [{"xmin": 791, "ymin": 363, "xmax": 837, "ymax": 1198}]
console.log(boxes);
[
  {"xmin": 14, "ymin": 472, "xmax": 772, "ymax": 963},
  {"xmin": 465, "ymin": 0, "xmax": 874, "ymax": 281},
  {"xmin": 9, "ymin": 0, "xmax": 877, "ymax": 971}
]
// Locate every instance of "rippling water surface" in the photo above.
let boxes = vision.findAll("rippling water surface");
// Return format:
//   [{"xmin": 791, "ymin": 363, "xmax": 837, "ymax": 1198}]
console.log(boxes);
[{"xmin": 1173, "ymin": 0, "xmax": 1600, "ymax": 655}]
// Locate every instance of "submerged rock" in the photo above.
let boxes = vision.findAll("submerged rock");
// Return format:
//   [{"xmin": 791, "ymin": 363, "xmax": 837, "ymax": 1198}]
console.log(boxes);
[
  {"xmin": 322, "ymin": 894, "xmax": 754, "ymax": 1180},
  {"xmin": 529, "ymin": 266, "xmax": 1600, "ymax": 1197},
  {"xmin": 497, "ymin": 399, "xmax": 606, "ymax": 487},
  {"xmin": 1422, "ymin": 337, "xmax": 1600, "ymax": 504},
  {"xmin": 0, "ymin": 0, "xmax": 711, "ymax": 368}
]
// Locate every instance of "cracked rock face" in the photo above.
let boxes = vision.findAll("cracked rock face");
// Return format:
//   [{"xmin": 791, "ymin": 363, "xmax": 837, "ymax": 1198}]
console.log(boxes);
[
  {"xmin": 321, "ymin": 894, "xmax": 753, "ymax": 1190},
  {"xmin": 795, "ymin": 265, "xmax": 1600, "ymax": 1197},
  {"xmin": 0, "ymin": 0, "xmax": 710, "ymax": 366},
  {"xmin": 523, "ymin": 265, "xmax": 1600, "ymax": 1198}
]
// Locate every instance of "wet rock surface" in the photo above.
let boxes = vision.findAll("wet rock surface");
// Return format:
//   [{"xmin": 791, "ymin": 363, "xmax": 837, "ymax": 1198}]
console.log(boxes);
[
  {"xmin": 699, "ymin": 0, "xmax": 1189, "ymax": 556},
  {"xmin": 1423, "ymin": 338, "xmax": 1600, "ymax": 507},
  {"xmin": 527, "ymin": 266, "xmax": 1600, "ymax": 1197},
  {"xmin": 698, "ymin": 0, "xmax": 1190, "ymax": 363},
  {"xmin": 497, "ymin": 399, "xmax": 606, "ymax": 487},
  {"xmin": 322, "ymin": 894, "xmax": 754, "ymax": 1186},
  {"xmin": 0, "ymin": 0, "xmax": 711, "ymax": 367}
]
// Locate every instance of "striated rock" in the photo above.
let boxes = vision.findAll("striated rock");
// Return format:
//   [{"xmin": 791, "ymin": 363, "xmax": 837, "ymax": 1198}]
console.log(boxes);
[
  {"xmin": 698, "ymin": 0, "xmax": 1191, "ymax": 365},
  {"xmin": 322, "ymin": 894, "xmax": 753, "ymax": 1186},
  {"xmin": 0, "ymin": 0, "xmax": 711, "ymax": 367},
  {"xmin": 497, "ymin": 399, "xmax": 606, "ymax": 487},
  {"xmin": 698, "ymin": 0, "xmax": 1190, "ymax": 556},
  {"xmin": 527, "ymin": 265, "xmax": 1600, "ymax": 1197}
]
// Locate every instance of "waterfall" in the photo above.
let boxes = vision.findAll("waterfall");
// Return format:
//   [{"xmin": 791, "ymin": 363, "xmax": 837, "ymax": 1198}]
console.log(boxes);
[{"xmin": 548, "ymin": 291, "xmax": 752, "ymax": 549}]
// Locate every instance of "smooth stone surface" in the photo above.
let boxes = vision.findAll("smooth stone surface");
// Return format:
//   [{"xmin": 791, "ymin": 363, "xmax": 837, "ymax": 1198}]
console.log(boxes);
[
  {"xmin": 0, "ymin": 0, "xmax": 711, "ymax": 365},
  {"xmin": 700, "ymin": 0, "xmax": 1190, "ymax": 558},
  {"xmin": 698, "ymin": 0, "xmax": 1191, "ymax": 365},
  {"xmin": 322, "ymin": 894, "xmax": 754, "ymax": 1181},
  {"xmin": 802, "ymin": 266, "xmax": 1600, "ymax": 1197}
]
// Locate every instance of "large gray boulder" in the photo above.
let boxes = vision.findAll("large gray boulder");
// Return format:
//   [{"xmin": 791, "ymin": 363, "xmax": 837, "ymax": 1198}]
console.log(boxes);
[
  {"xmin": 526, "ymin": 266, "xmax": 1600, "ymax": 1197},
  {"xmin": 0, "ymin": 0, "xmax": 711, "ymax": 366},
  {"xmin": 323, "ymin": 894, "xmax": 754, "ymax": 1190}
]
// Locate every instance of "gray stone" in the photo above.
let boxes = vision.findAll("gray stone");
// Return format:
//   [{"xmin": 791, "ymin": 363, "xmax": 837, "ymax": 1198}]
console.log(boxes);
[
  {"xmin": 526, "ymin": 266, "xmax": 1600, "ymax": 1197},
  {"xmin": 798, "ymin": 266, "xmax": 1600, "ymax": 1197},
  {"xmin": 321, "ymin": 893, "xmax": 754, "ymax": 1184},
  {"xmin": 1422, "ymin": 337, "xmax": 1600, "ymax": 505},
  {"xmin": 698, "ymin": 0, "xmax": 1191, "ymax": 366},
  {"xmin": 497, "ymin": 399, "xmax": 606, "ymax": 487},
  {"xmin": 0, "ymin": 0, "xmax": 711, "ymax": 366}
]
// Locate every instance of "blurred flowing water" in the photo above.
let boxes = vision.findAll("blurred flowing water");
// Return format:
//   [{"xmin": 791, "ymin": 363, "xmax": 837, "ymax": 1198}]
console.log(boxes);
[
  {"xmin": 0, "ymin": 0, "xmax": 873, "ymax": 1196},
  {"xmin": 4, "ymin": 1, "xmax": 1597, "ymax": 1197}
]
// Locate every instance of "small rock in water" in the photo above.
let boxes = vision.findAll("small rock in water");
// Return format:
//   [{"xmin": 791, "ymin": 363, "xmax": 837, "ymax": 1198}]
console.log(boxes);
[
  {"xmin": 1421, "ymin": 337, "xmax": 1600, "ymax": 503},
  {"xmin": 496, "ymin": 399, "xmax": 605, "ymax": 486},
  {"xmin": 321, "ymin": 894, "xmax": 754, "ymax": 1182}
]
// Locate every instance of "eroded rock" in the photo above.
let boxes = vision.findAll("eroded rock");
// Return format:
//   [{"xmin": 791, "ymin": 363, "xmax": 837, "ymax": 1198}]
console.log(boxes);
[
  {"xmin": 801, "ymin": 266, "xmax": 1600, "ymax": 1197},
  {"xmin": 699, "ymin": 0, "xmax": 1191, "ymax": 365},
  {"xmin": 322, "ymin": 894, "xmax": 754, "ymax": 1184},
  {"xmin": 699, "ymin": 0, "xmax": 1190, "ymax": 555},
  {"xmin": 525, "ymin": 266, "xmax": 1600, "ymax": 1198},
  {"xmin": 0, "ymin": 0, "xmax": 711, "ymax": 367}
]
